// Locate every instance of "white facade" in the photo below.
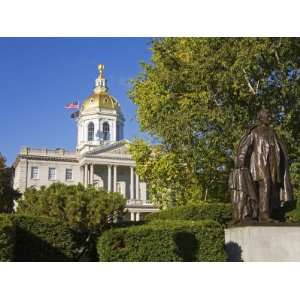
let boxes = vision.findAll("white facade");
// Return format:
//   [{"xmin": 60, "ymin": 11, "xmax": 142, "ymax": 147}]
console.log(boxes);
[
  {"xmin": 13, "ymin": 148, "xmax": 80, "ymax": 191},
  {"xmin": 13, "ymin": 64, "xmax": 157, "ymax": 220}
]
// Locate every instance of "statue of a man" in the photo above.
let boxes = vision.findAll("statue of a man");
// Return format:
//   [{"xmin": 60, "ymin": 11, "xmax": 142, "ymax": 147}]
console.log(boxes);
[{"xmin": 229, "ymin": 109, "xmax": 293, "ymax": 222}]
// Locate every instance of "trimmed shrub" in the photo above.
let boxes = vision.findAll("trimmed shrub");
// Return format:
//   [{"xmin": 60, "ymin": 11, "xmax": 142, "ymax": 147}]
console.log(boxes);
[
  {"xmin": 97, "ymin": 220, "xmax": 226, "ymax": 262},
  {"xmin": 285, "ymin": 201, "xmax": 300, "ymax": 223},
  {"xmin": 145, "ymin": 202, "xmax": 232, "ymax": 225},
  {"xmin": 0, "ymin": 214, "xmax": 15, "ymax": 261},
  {"xmin": 11, "ymin": 214, "xmax": 77, "ymax": 262}
]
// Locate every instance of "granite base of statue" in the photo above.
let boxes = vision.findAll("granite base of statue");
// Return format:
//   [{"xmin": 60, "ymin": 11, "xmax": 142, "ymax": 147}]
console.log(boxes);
[
  {"xmin": 225, "ymin": 224, "xmax": 300, "ymax": 262},
  {"xmin": 226, "ymin": 109, "xmax": 297, "ymax": 261}
]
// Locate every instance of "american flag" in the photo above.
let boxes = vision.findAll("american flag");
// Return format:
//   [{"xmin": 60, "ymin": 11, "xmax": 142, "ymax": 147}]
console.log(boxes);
[{"xmin": 64, "ymin": 101, "xmax": 80, "ymax": 109}]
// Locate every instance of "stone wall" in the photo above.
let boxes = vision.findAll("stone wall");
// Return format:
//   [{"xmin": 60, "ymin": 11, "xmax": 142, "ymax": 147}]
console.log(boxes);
[{"xmin": 225, "ymin": 225, "xmax": 300, "ymax": 262}]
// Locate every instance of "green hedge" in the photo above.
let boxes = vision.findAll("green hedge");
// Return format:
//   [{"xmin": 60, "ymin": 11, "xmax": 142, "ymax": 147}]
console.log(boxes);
[
  {"xmin": 0, "ymin": 214, "xmax": 15, "ymax": 261},
  {"xmin": 11, "ymin": 215, "xmax": 76, "ymax": 262},
  {"xmin": 97, "ymin": 220, "xmax": 226, "ymax": 262},
  {"xmin": 145, "ymin": 202, "xmax": 232, "ymax": 224},
  {"xmin": 284, "ymin": 201, "xmax": 300, "ymax": 222}
]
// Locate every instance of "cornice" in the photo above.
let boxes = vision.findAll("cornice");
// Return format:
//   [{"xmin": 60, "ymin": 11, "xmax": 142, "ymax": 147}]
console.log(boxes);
[
  {"xmin": 17, "ymin": 154, "xmax": 79, "ymax": 163},
  {"xmin": 83, "ymin": 154, "xmax": 133, "ymax": 161}
]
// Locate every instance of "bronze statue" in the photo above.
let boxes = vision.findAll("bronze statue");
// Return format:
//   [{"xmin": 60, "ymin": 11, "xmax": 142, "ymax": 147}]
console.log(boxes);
[{"xmin": 229, "ymin": 109, "xmax": 293, "ymax": 223}]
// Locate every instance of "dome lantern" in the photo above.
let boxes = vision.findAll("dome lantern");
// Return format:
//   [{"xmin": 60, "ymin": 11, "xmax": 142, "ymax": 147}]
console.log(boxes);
[
  {"xmin": 94, "ymin": 64, "xmax": 107, "ymax": 94},
  {"xmin": 81, "ymin": 64, "xmax": 119, "ymax": 112}
]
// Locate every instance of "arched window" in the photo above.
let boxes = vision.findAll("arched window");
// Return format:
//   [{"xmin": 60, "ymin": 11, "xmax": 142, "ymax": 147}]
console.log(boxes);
[
  {"xmin": 88, "ymin": 122, "xmax": 94, "ymax": 141},
  {"xmin": 103, "ymin": 122, "xmax": 110, "ymax": 141}
]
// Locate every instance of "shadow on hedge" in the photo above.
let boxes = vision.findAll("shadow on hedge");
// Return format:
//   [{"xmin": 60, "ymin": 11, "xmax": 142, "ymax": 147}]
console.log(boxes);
[
  {"xmin": 15, "ymin": 227, "xmax": 73, "ymax": 262},
  {"xmin": 174, "ymin": 232, "xmax": 199, "ymax": 261}
]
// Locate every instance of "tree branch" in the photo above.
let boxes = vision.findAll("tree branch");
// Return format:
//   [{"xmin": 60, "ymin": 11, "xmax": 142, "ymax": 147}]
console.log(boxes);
[
  {"xmin": 256, "ymin": 80, "xmax": 260, "ymax": 95},
  {"xmin": 274, "ymin": 49, "xmax": 281, "ymax": 65},
  {"xmin": 242, "ymin": 68, "xmax": 256, "ymax": 95},
  {"xmin": 274, "ymin": 38, "xmax": 282, "ymax": 67}
]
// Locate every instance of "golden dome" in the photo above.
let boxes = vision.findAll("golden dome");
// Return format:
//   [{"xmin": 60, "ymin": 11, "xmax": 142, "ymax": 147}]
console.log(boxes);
[
  {"xmin": 80, "ymin": 64, "xmax": 119, "ymax": 112},
  {"xmin": 81, "ymin": 91, "xmax": 119, "ymax": 111}
]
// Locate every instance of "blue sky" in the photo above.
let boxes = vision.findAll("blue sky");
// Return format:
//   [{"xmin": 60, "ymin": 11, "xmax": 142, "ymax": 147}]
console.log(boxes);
[{"xmin": 0, "ymin": 38, "xmax": 152, "ymax": 165}]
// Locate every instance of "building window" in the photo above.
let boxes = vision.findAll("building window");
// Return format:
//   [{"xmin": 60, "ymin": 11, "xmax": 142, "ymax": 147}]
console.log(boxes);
[
  {"xmin": 65, "ymin": 169, "xmax": 73, "ymax": 181},
  {"xmin": 103, "ymin": 122, "xmax": 110, "ymax": 141},
  {"xmin": 88, "ymin": 122, "xmax": 94, "ymax": 141},
  {"xmin": 31, "ymin": 167, "xmax": 39, "ymax": 179},
  {"xmin": 48, "ymin": 168, "xmax": 56, "ymax": 180}
]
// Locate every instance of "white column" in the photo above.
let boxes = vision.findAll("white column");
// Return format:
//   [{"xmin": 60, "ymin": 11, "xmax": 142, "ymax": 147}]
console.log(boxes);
[
  {"xmin": 80, "ymin": 166, "xmax": 84, "ymax": 184},
  {"xmin": 145, "ymin": 183, "xmax": 148, "ymax": 203},
  {"xmin": 136, "ymin": 212, "xmax": 140, "ymax": 221},
  {"xmin": 84, "ymin": 164, "xmax": 88, "ymax": 187},
  {"xmin": 130, "ymin": 166, "xmax": 134, "ymax": 199},
  {"xmin": 90, "ymin": 164, "xmax": 94, "ymax": 186},
  {"xmin": 130, "ymin": 212, "xmax": 135, "ymax": 221},
  {"xmin": 107, "ymin": 165, "xmax": 112, "ymax": 192},
  {"xmin": 135, "ymin": 173, "xmax": 140, "ymax": 201},
  {"xmin": 113, "ymin": 121, "xmax": 117, "ymax": 142},
  {"xmin": 82, "ymin": 122, "xmax": 87, "ymax": 142},
  {"xmin": 113, "ymin": 165, "xmax": 117, "ymax": 192}
]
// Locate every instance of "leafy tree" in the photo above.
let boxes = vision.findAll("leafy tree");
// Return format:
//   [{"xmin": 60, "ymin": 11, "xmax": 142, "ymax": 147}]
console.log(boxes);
[
  {"xmin": 129, "ymin": 38, "xmax": 300, "ymax": 206},
  {"xmin": 0, "ymin": 153, "xmax": 20, "ymax": 212},
  {"xmin": 130, "ymin": 140, "xmax": 202, "ymax": 208},
  {"xmin": 17, "ymin": 182, "xmax": 126, "ymax": 260}
]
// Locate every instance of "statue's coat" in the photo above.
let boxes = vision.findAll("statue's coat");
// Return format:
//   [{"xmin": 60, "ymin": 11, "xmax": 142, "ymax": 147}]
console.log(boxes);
[{"xmin": 229, "ymin": 125, "xmax": 293, "ymax": 221}]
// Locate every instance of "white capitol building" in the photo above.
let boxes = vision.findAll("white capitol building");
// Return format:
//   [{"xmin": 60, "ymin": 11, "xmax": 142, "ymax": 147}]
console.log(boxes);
[{"xmin": 13, "ymin": 64, "xmax": 158, "ymax": 221}]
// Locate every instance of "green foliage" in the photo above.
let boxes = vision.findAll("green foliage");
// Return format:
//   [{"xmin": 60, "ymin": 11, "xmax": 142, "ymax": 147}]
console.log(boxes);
[
  {"xmin": 129, "ymin": 38, "xmax": 300, "ymax": 206},
  {"xmin": 145, "ymin": 202, "xmax": 232, "ymax": 225},
  {"xmin": 285, "ymin": 161, "xmax": 300, "ymax": 221},
  {"xmin": 97, "ymin": 220, "xmax": 226, "ymax": 262},
  {"xmin": 11, "ymin": 214, "xmax": 76, "ymax": 262},
  {"xmin": 129, "ymin": 140, "xmax": 203, "ymax": 207},
  {"xmin": 285, "ymin": 203, "xmax": 300, "ymax": 222},
  {"xmin": 17, "ymin": 183, "xmax": 126, "ymax": 235},
  {"xmin": 17, "ymin": 183, "xmax": 126, "ymax": 261},
  {"xmin": 0, "ymin": 153, "xmax": 20, "ymax": 213},
  {"xmin": 290, "ymin": 161, "xmax": 300, "ymax": 202},
  {"xmin": 0, "ymin": 214, "xmax": 15, "ymax": 261}
]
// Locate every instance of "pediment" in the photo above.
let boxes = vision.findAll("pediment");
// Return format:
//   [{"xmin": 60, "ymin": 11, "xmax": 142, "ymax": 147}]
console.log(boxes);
[
  {"xmin": 84, "ymin": 140, "xmax": 132, "ymax": 157},
  {"xmin": 108, "ymin": 145, "xmax": 131, "ymax": 155}
]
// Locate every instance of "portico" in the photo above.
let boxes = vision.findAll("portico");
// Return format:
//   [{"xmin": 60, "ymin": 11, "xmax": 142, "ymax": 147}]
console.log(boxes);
[
  {"xmin": 80, "ymin": 158, "xmax": 156, "ymax": 220},
  {"xmin": 78, "ymin": 139, "xmax": 154, "ymax": 213},
  {"xmin": 81, "ymin": 162, "xmax": 143, "ymax": 202}
]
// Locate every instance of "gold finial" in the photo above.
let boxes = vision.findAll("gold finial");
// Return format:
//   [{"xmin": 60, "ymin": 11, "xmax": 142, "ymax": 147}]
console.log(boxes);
[
  {"xmin": 98, "ymin": 64, "xmax": 104, "ymax": 79},
  {"xmin": 94, "ymin": 64, "xmax": 107, "ymax": 93}
]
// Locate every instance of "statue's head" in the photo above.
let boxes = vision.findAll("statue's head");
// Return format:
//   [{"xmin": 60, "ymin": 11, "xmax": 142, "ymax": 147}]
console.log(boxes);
[{"xmin": 257, "ymin": 109, "xmax": 271, "ymax": 126}]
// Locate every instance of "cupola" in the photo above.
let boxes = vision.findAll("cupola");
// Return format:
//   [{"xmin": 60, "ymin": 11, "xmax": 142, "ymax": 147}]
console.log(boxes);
[{"xmin": 76, "ymin": 64, "xmax": 124, "ymax": 152}]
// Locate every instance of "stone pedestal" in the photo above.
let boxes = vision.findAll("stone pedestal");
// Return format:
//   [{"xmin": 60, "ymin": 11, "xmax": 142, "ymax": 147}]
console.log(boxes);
[{"xmin": 225, "ymin": 225, "xmax": 300, "ymax": 262}]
